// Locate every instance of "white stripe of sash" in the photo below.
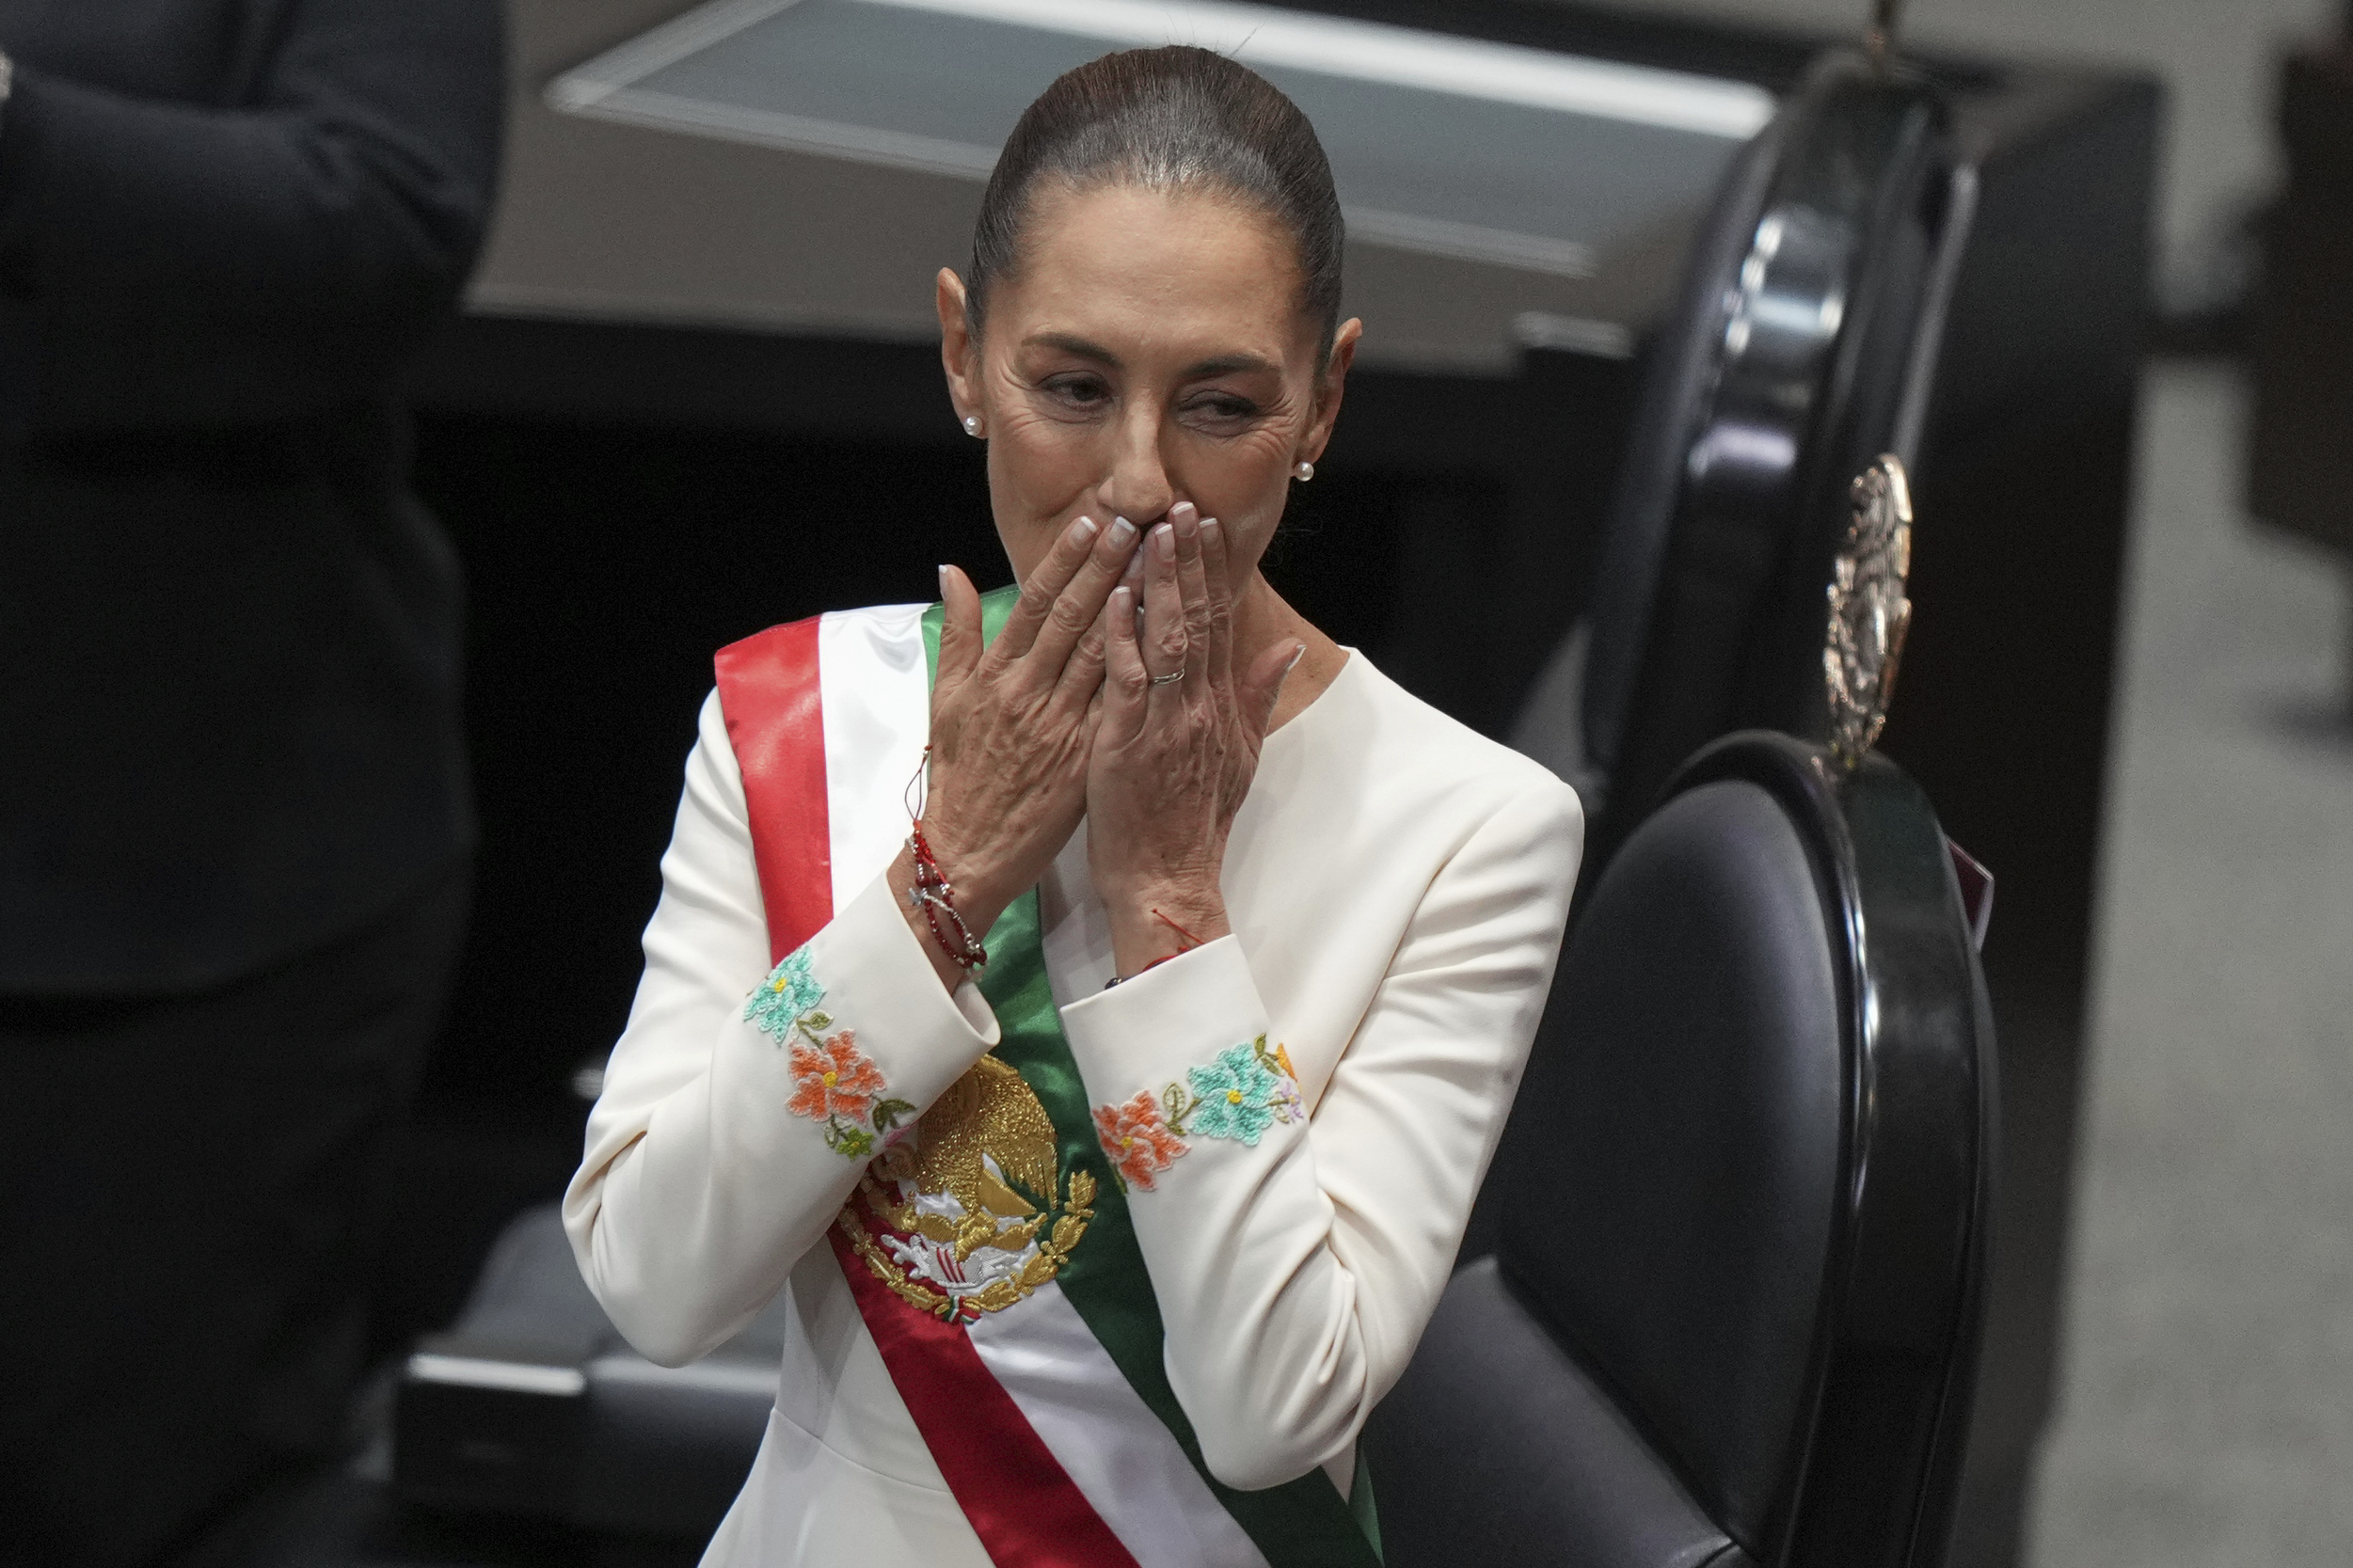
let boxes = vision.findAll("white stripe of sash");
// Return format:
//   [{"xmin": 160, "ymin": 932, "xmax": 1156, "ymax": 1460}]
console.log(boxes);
[
  {"xmin": 814, "ymin": 603, "xmax": 1271, "ymax": 1568},
  {"xmin": 970, "ymin": 1283, "xmax": 1271, "ymax": 1568},
  {"xmin": 817, "ymin": 602, "xmax": 932, "ymax": 909}
]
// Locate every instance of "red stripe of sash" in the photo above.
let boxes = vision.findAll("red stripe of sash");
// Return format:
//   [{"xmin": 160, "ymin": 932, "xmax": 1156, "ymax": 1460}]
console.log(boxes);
[
  {"xmin": 712, "ymin": 616, "xmax": 1141, "ymax": 1568},
  {"xmin": 829, "ymin": 1217, "xmax": 1146, "ymax": 1567},
  {"xmin": 714, "ymin": 618, "xmax": 832, "ymax": 963}
]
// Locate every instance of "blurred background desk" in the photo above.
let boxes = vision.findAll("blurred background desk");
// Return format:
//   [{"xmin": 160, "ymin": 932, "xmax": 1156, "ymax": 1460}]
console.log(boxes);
[{"xmin": 388, "ymin": 4, "xmax": 2156, "ymax": 1564}]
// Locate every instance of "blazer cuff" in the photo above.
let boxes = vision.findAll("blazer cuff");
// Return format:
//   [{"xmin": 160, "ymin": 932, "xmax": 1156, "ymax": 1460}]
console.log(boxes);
[
  {"xmin": 1060, "ymin": 936, "xmax": 1265, "ymax": 1087},
  {"xmin": 733, "ymin": 868, "xmax": 1000, "ymax": 1159},
  {"xmin": 1062, "ymin": 938, "xmax": 1304, "ymax": 1193}
]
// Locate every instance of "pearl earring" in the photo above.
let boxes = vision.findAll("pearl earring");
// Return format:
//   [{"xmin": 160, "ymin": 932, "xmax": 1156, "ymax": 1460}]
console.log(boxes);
[
  {"xmin": 962, "ymin": 415, "xmax": 983, "ymax": 437},
  {"xmin": 1294, "ymin": 460, "xmax": 1315, "ymax": 482}
]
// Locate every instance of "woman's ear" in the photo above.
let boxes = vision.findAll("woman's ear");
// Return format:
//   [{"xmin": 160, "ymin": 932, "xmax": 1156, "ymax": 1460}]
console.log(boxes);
[
  {"xmin": 1301, "ymin": 316, "xmax": 1362, "ymax": 466},
  {"xmin": 937, "ymin": 268, "xmax": 981, "ymax": 422}
]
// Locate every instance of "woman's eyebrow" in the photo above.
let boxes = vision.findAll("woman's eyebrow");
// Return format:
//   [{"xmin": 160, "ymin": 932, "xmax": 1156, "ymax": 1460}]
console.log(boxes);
[
  {"xmin": 1025, "ymin": 331, "xmax": 1121, "ymax": 366},
  {"xmin": 1020, "ymin": 336, "xmax": 1275, "ymax": 379},
  {"xmin": 1184, "ymin": 353, "xmax": 1277, "ymax": 377}
]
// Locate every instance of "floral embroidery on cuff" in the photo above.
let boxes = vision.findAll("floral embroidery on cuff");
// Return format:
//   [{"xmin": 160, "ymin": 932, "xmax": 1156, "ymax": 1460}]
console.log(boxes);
[
  {"xmin": 744, "ymin": 946, "xmax": 914, "ymax": 1160},
  {"xmin": 1094, "ymin": 1037, "xmax": 1303, "ymax": 1192},
  {"xmin": 1094, "ymin": 1092, "xmax": 1188, "ymax": 1192},
  {"xmin": 745, "ymin": 947, "xmax": 825, "ymax": 1037}
]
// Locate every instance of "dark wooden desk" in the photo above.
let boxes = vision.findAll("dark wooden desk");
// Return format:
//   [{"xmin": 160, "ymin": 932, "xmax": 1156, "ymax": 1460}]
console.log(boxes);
[{"xmin": 398, "ymin": 7, "xmax": 2156, "ymax": 1563}]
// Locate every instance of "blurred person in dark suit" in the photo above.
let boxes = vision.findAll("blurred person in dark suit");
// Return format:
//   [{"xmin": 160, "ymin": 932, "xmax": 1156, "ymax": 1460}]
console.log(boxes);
[{"xmin": 0, "ymin": 2, "xmax": 502, "ymax": 1561}]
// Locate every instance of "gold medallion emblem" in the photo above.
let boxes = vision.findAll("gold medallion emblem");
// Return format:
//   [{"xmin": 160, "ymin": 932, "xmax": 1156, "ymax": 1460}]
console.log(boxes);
[
  {"xmin": 835, "ymin": 1054, "xmax": 1094, "ymax": 1322},
  {"xmin": 1825, "ymin": 454, "xmax": 1916, "ymax": 771}
]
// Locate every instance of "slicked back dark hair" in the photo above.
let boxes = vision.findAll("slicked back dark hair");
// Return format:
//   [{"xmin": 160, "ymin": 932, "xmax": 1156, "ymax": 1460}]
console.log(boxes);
[{"xmin": 968, "ymin": 46, "xmax": 1345, "ymax": 361}]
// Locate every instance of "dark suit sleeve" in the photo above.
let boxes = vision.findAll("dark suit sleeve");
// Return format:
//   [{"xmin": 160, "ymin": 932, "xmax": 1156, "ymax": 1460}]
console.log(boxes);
[{"xmin": 0, "ymin": 0, "xmax": 505, "ymax": 433}]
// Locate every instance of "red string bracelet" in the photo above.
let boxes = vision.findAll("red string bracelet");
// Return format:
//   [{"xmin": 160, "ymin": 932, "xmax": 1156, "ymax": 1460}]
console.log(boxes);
[
  {"xmin": 1152, "ymin": 908, "xmax": 1206, "ymax": 949},
  {"xmin": 1105, "ymin": 908, "xmax": 1208, "ymax": 989}
]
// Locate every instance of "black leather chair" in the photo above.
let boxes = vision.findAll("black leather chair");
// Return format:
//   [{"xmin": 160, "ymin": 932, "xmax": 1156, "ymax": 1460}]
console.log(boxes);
[
  {"xmin": 1511, "ymin": 47, "xmax": 1975, "ymax": 888},
  {"xmin": 1365, "ymin": 731, "xmax": 1995, "ymax": 1568}
]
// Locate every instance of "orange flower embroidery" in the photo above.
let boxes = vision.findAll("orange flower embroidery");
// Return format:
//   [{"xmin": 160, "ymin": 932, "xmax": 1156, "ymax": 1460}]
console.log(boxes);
[
  {"xmin": 1093, "ymin": 1090, "xmax": 1188, "ymax": 1192},
  {"xmin": 788, "ymin": 1030, "xmax": 889, "ymax": 1151}
]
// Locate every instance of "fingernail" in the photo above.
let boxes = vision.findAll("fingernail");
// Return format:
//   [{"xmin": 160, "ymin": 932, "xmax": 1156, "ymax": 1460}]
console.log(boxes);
[
  {"xmin": 1113, "ymin": 586, "xmax": 1132, "ymax": 615},
  {"xmin": 1109, "ymin": 515, "xmax": 1137, "ymax": 545},
  {"xmin": 1285, "ymin": 643, "xmax": 1306, "ymax": 674},
  {"xmin": 1070, "ymin": 515, "xmax": 1098, "ymax": 543},
  {"xmin": 1200, "ymin": 517, "xmax": 1222, "ymax": 547},
  {"xmin": 1170, "ymin": 500, "xmax": 1197, "ymax": 525},
  {"xmin": 1153, "ymin": 524, "xmax": 1175, "ymax": 560},
  {"xmin": 937, "ymin": 563, "xmax": 950, "ymax": 590}
]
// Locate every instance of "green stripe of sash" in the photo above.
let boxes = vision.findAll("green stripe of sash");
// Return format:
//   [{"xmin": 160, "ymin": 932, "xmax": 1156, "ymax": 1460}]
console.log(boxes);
[{"xmin": 923, "ymin": 591, "xmax": 1379, "ymax": 1567}]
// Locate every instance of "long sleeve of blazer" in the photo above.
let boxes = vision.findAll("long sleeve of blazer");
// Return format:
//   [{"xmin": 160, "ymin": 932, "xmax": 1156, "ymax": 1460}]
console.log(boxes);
[{"xmin": 0, "ymin": 0, "xmax": 505, "ymax": 435}]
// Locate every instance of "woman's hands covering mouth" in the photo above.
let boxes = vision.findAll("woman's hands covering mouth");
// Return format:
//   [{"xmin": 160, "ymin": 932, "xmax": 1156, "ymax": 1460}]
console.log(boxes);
[
  {"xmin": 1086, "ymin": 501, "xmax": 1299, "ymax": 978},
  {"xmin": 898, "ymin": 503, "xmax": 1296, "ymax": 990}
]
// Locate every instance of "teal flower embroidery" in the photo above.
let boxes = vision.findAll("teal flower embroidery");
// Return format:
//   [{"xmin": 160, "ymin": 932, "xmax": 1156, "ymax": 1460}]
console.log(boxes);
[
  {"xmin": 745, "ymin": 946, "xmax": 825, "ymax": 1040},
  {"xmin": 1163, "ymin": 1036, "xmax": 1293, "ymax": 1148}
]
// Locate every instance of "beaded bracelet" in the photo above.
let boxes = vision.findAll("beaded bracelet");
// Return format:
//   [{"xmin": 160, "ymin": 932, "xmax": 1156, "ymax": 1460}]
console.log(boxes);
[{"xmin": 906, "ymin": 821, "xmax": 988, "ymax": 975}]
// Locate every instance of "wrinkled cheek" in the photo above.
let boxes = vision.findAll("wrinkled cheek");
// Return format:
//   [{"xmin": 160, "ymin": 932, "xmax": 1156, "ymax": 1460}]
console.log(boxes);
[
  {"xmin": 1220, "ymin": 490, "xmax": 1295, "ymax": 578},
  {"xmin": 986, "ymin": 432, "xmax": 1091, "ymax": 578}
]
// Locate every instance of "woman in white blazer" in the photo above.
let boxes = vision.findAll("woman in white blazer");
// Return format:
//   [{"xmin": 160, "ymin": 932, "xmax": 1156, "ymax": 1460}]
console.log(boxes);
[{"xmin": 566, "ymin": 43, "xmax": 1582, "ymax": 1568}]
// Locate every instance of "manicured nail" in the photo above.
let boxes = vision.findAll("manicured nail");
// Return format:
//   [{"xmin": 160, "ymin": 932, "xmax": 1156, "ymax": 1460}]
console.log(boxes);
[
  {"xmin": 1286, "ymin": 642, "xmax": 1306, "ymax": 672},
  {"xmin": 1113, "ymin": 586, "xmax": 1133, "ymax": 617},
  {"xmin": 1200, "ymin": 517, "xmax": 1222, "ymax": 548},
  {"xmin": 1109, "ymin": 515, "xmax": 1137, "ymax": 545},
  {"xmin": 937, "ymin": 563, "xmax": 950, "ymax": 591},
  {"xmin": 1153, "ymin": 523, "xmax": 1175, "ymax": 560},
  {"xmin": 1069, "ymin": 515, "xmax": 1098, "ymax": 545},
  {"xmin": 1170, "ymin": 500, "xmax": 1197, "ymax": 526}
]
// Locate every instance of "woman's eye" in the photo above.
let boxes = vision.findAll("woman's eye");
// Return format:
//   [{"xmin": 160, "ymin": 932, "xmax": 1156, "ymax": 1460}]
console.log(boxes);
[
  {"xmin": 1184, "ymin": 394, "xmax": 1260, "ymax": 425},
  {"xmin": 1043, "ymin": 375, "xmax": 1110, "ymax": 408}
]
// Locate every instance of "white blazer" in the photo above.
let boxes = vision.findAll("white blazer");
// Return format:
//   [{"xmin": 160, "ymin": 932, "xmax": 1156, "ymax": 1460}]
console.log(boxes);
[{"xmin": 565, "ymin": 635, "xmax": 1582, "ymax": 1566}]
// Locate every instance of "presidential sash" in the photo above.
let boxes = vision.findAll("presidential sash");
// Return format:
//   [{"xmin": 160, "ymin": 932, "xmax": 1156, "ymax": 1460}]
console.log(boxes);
[{"xmin": 712, "ymin": 594, "xmax": 1380, "ymax": 1568}]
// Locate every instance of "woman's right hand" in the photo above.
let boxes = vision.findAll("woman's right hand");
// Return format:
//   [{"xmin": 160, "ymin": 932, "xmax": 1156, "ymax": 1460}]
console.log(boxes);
[{"xmin": 910, "ymin": 514, "xmax": 1138, "ymax": 957}]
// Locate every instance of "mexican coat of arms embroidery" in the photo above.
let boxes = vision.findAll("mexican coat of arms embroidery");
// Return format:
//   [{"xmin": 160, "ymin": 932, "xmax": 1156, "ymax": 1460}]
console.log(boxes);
[{"xmin": 836, "ymin": 1053, "xmax": 1094, "ymax": 1323}]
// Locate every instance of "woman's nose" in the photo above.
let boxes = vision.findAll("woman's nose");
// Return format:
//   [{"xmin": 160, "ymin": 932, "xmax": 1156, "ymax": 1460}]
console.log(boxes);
[{"xmin": 1100, "ymin": 404, "xmax": 1173, "ymax": 526}]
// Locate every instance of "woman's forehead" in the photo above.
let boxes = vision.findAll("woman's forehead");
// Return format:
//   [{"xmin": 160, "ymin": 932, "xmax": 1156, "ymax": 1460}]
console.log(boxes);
[{"xmin": 995, "ymin": 183, "xmax": 1313, "ymax": 361}]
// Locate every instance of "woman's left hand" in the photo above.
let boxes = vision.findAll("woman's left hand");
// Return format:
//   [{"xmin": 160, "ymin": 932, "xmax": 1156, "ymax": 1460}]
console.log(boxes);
[{"xmin": 1088, "ymin": 501, "xmax": 1301, "ymax": 977}]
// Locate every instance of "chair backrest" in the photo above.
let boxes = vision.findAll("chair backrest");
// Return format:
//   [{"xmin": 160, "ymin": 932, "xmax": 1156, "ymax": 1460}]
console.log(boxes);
[
  {"xmin": 1367, "ymin": 731, "xmax": 1993, "ymax": 1568},
  {"xmin": 1521, "ymin": 49, "xmax": 1972, "ymax": 882}
]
